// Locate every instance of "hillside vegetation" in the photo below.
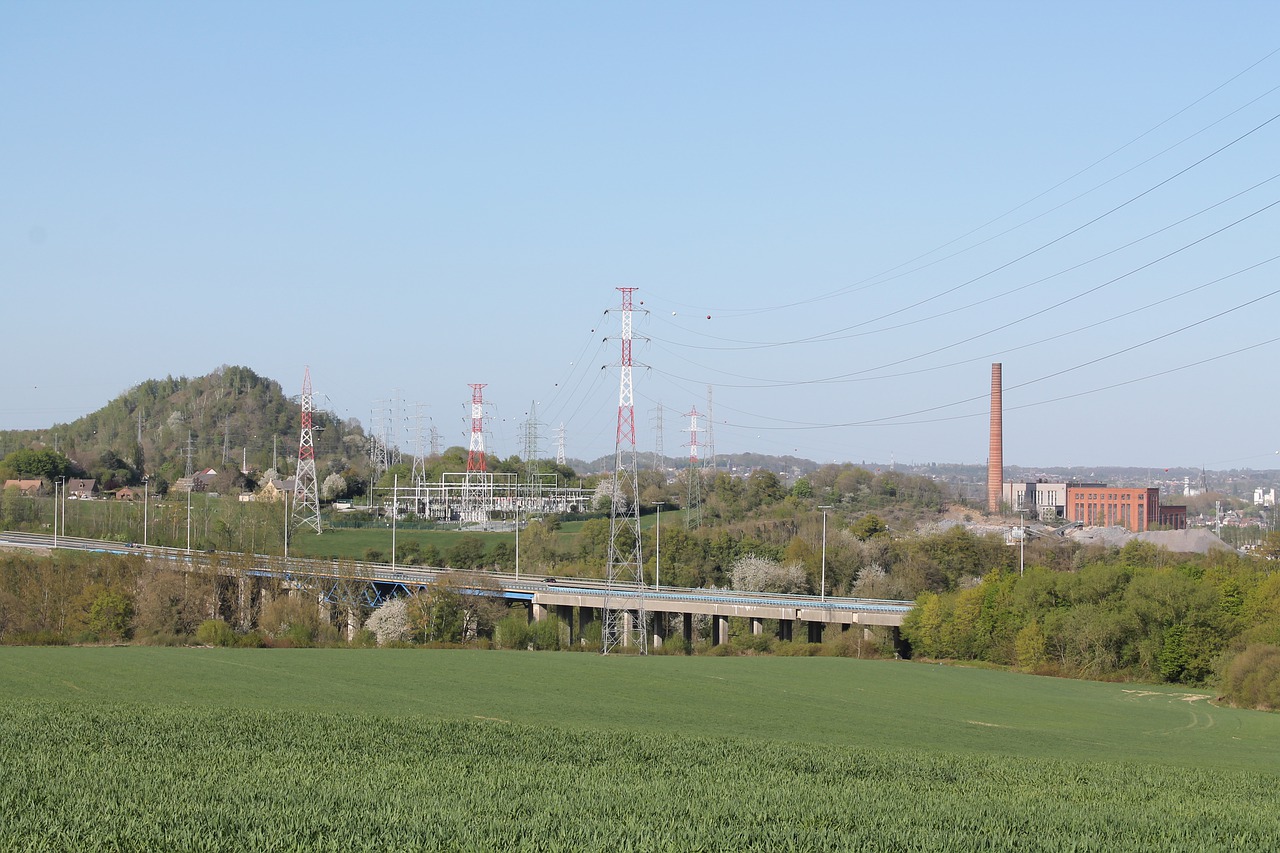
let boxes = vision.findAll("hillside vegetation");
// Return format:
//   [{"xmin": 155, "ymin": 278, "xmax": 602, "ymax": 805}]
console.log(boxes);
[{"xmin": 0, "ymin": 365, "xmax": 368, "ymax": 496}]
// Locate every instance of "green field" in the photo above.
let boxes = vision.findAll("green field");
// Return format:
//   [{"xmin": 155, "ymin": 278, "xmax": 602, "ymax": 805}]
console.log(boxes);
[
  {"xmin": 3, "ymin": 649, "xmax": 1279, "ymax": 850},
  {"xmin": 288, "ymin": 516, "xmax": 607, "ymax": 561}
]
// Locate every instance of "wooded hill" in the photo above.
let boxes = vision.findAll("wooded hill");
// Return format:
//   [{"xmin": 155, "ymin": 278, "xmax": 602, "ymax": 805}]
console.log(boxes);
[{"xmin": 0, "ymin": 366, "xmax": 369, "ymax": 496}]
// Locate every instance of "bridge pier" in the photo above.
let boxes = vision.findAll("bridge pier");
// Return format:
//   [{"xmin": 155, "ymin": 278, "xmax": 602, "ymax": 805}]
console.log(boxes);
[
  {"xmin": 578, "ymin": 607, "xmax": 597, "ymax": 646},
  {"xmin": 555, "ymin": 605, "xmax": 575, "ymax": 644},
  {"xmin": 682, "ymin": 612, "xmax": 693, "ymax": 646},
  {"xmin": 778, "ymin": 619, "xmax": 794, "ymax": 642},
  {"xmin": 750, "ymin": 617, "xmax": 763, "ymax": 636},
  {"xmin": 807, "ymin": 621, "xmax": 823, "ymax": 643},
  {"xmin": 651, "ymin": 612, "xmax": 667, "ymax": 650},
  {"xmin": 531, "ymin": 602, "xmax": 549, "ymax": 623},
  {"xmin": 236, "ymin": 575, "xmax": 251, "ymax": 631},
  {"xmin": 713, "ymin": 614, "xmax": 729, "ymax": 646}
]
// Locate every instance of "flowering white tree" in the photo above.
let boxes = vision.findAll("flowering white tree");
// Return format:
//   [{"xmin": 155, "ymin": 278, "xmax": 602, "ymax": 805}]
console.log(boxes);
[
  {"xmin": 364, "ymin": 598, "xmax": 411, "ymax": 645},
  {"xmin": 593, "ymin": 477, "xmax": 627, "ymax": 513},
  {"xmin": 852, "ymin": 562, "xmax": 890, "ymax": 598},
  {"xmin": 321, "ymin": 472, "xmax": 347, "ymax": 501},
  {"xmin": 730, "ymin": 554, "xmax": 808, "ymax": 594}
]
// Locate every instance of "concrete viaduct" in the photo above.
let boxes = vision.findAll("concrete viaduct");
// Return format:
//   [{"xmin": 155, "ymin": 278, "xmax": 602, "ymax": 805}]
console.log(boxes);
[{"xmin": 1, "ymin": 531, "xmax": 913, "ymax": 648}]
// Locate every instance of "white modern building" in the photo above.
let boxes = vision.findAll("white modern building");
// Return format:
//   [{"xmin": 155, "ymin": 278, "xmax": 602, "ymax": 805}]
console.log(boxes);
[{"xmin": 1001, "ymin": 481, "xmax": 1070, "ymax": 520}]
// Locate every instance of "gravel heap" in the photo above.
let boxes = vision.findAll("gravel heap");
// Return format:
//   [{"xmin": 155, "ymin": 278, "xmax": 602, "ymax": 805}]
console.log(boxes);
[{"xmin": 1065, "ymin": 525, "xmax": 1235, "ymax": 554}]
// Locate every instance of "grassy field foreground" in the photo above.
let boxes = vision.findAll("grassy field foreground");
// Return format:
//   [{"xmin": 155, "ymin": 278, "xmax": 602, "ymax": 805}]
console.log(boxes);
[{"xmin": 2, "ymin": 649, "xmax": 1279, "ymax": 850}]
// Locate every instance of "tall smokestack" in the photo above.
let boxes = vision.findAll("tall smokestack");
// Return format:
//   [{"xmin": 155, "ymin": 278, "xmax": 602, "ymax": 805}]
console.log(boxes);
[{"xmin": 988, "ymin": 363, "xmax": 1003, "ymax": 514}]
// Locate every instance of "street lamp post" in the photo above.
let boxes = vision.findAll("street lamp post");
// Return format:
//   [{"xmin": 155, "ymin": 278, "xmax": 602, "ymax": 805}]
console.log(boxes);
[
  {"xmin": 514, "ymin": 497, "xmax": 521, "ymax": 580},
  {"xmin": 186, "ymin": 484, "xmax": 192, "ymax": 554},
  {"xmin": 142, "ymin": 477, "xmax": 149, "ymax": 548},
  {"xmin": 818, "ymin": 505, "xmax": 833, "ymax": 601},
  {"xmin": 1018, "ymin": 508, "xmax": 1027, "ymax": 577},
  {"xmin": 652, "ymin": 501, "xmax": 665, "ymax": 590},
  {"xmin": 391, "ymin": 474, "xmax": 398, "ymax": 570},
  {"xmin": 283, "ymin": 488, "xmax": 290, "ymax": 563},
  {"xmin": 53, "ymin": 477, "xmax": 64, "ymax": 548}
]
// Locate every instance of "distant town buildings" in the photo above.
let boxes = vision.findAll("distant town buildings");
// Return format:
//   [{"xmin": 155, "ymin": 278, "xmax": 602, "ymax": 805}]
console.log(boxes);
[
  {"xmin": 2, "ymin": 479, "xmax": 44, "ymax": 497},
  {"xmin": 172, "ymin": 468, "xmax": 217, "ymax": 494},
  {"xmin": 64, "ymin": 478, "xmax": 97, "ymax": 500},
  {"xmin": 1003, "ymin": 480, "xmax": 1187, "ymax": 531}
]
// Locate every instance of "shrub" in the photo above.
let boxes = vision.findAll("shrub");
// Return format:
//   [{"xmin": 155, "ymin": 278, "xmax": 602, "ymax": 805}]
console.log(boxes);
[
  {"xmin": 529, "ymin": 616, "xmax": 567, "ymax": 651},
  {"xmin": 575, "ymin": 619, "xmax": 602, "ymax": 652},
  {"xmin": 656, "ymin": 634, "xmax": 690, "ymax": 655},
  {"xmin": 236, "ymin": 631, "xmax": 267, "ymax": 648},
  {"xmin": 731, "ymin": 633, "xmax": 774, "ymax": 654},
  {"xmin": 194, "ymin": 619, "xmax": 236, "ymax": 647},
  {"xmin": 774, "ymin": 641, "xmax": 822, "ymax": 657},
  {"xmin": 1, "ymin": 631, "xmax": 68, "ymax": 646},
  {"xmin": 820, "ymin": 630, "xmax": 860, "ymax": 658},
  {"xmin": 493, "ymin": 614, "xmax": 531, "ymax": 650},
  {"xmin": 136, "ymin": 632, "xmax": 186, "ymax": 647},
  {"xmin": 1221, "ymin": 644, "xmax": 1280, "ymax": 710},
  {"xmin": 285, "ymin": 621, "xmax": 317, "ymax": 648}
]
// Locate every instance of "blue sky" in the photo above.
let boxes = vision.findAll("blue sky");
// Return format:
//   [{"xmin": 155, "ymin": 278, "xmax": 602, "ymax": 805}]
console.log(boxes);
[{"xmin": 3, "ymin": 2, "xmax": 1279, "ymax": 471}]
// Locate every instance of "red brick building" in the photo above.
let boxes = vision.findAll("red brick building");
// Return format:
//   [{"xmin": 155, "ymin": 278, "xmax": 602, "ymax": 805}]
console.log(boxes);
[{"xmin": 1065, "ymin": 485, "xmax": 1187, "ymax": 531}]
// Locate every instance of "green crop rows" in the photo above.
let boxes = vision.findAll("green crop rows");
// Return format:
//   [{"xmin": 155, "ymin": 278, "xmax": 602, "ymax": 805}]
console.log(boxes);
[
  {"xmin": 3, "ymin": 648, "xmax": 1280, "ymax": 850},
  {"xmin": 2, "ymin": 702, "xmax": 1277, "ymax": 851}
]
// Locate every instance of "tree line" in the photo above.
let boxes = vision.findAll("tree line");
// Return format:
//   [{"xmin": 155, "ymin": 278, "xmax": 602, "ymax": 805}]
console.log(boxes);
[{"xmin": 902, "ymin": 535, "xmax": 1280, "ymax": 708}]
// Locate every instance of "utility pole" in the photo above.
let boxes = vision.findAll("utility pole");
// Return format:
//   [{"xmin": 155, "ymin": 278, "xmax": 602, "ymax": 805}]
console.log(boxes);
[
  {"xmin": 1018, "ymin": 508, "xmax": 1027, "ymax": 577},
  {"xmin": 653, "ymin": 501, "xmax": 665, "ymax": 590},
  {"xmin": 818, "ymin": 505, "xmax": 833, "ymax": 601}
]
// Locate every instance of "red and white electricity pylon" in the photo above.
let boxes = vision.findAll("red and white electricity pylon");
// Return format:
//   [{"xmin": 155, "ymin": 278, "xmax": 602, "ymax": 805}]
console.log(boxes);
[{"xmin": 602, "ymin": 287, "xmax": 647, "ymax": 655}]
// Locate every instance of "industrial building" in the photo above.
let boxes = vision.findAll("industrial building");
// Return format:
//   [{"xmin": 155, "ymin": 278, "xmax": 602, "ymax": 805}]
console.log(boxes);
[{"xmin": 1065, "ymin": 485, "xmax": 1186, "ymax": 531}]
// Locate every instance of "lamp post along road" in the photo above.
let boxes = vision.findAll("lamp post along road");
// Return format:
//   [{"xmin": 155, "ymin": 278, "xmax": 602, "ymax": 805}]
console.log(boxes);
[
  {"xmin": 391, "ymin": 474, "xmax": 397, "ymax": 570},
  {"xmin": 142, "ymin": 477, "xmax": 149, "ymax": 547},
  {"xmin": 652, "ymin": 501, "xmax": 665, "ymax": 590},
  {"xmin": 818, "ymin": 505, "xmax": 833, "ymax": 601},
  {"xmin": 53, "ymin": 477, "xmax": 63, "ymax": 549},
  {"xmin": 283, "ymin": 488, "xmax": 290, "ymax": 563},
  {"xmin": 1018, "ymin": 508, "xmax": 1027, "ymax": 577}
]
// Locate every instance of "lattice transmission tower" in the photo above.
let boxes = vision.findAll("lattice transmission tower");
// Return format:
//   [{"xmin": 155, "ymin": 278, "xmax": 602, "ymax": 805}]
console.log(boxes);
[
  {"xmin": 651, "ymin": 402, "xmax": 664, "ymax": 473},
  {"xmin": 555, "ymin": 423, "xmax": 566, "ymax": 466},
  {"xmin": 409, "ymin": 403, "xmax": 429, "ymax": 485},
  {"xmin": 292, "ymin": 367, "xmax": 322, "ymax": 534},
  {"xmin": 602, "ymin": 287, "xmax": 647, "ymax": 655},
  {"xmin": 684, "ymin": 406, "xmax": 703, "ymax": 530},
  {"xmin": 462, "ymin": 383, "xmax": 490, "ymax": 523},
  {"xmin": 368, "ymin": 400, "xmax": 390, "ymax": 484},
  {"xmin": 705, "ymin": 384, "xmax": 715, "ymax": 473},
  {"xmin": 522, "ymin": 400, "xmax": 543, "ymax": 478}
]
